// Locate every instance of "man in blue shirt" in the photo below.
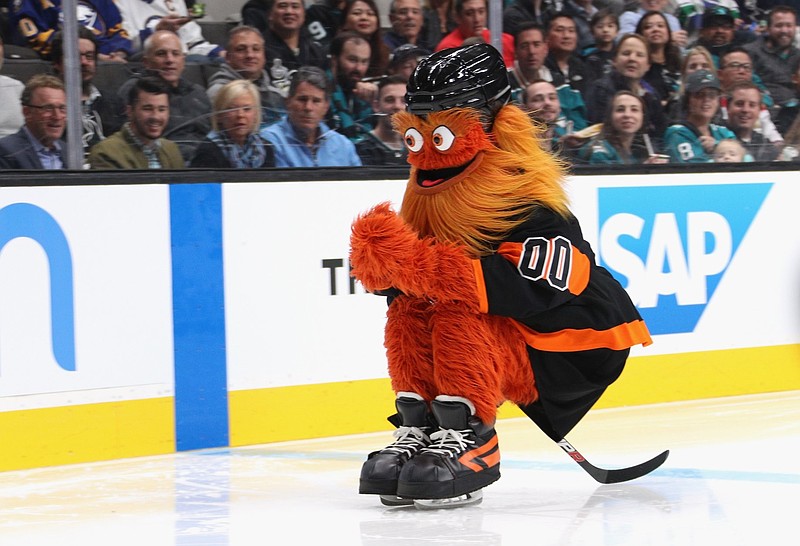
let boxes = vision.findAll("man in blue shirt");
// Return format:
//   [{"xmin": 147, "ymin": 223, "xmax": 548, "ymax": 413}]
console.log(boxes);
[
  {"xmin": 0, "ymin": 74, "xmax": 66, "ymax": 169},
  {"xmin": 261, "ymin": 66, "xmax": 361, "ymax": 167}
]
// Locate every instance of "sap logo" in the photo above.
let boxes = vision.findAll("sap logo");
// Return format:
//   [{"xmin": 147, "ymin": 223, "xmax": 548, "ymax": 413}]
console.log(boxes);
[
  {"xmin": 0, "ymin": 203, "xmax": 75, "ymax": 371},
  {"xmin": 598, "ymin": 184, "xmax": 772, "ymax": 335}
]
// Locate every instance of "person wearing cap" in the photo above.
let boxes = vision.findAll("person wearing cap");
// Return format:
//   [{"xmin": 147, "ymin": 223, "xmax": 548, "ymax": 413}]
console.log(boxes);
[
  {"xmin": 384, "ymin": 0, "xmax": 434, "ymax": 51},
  {"xmin": 664, "ymin": 69, "xmax": 736, "ymax": 162},
  {"xmin": 676, "ymin": 1, "xmax": 742, "ymax": 40},
  {"xmin": 689, "ymin": 6, "xmax": 756, "ymax": 66},
  {"xmin": 387, "ymin": 43, "xmax": 430, "ymax": 81},
  {"xmin": 744, "ymin": 5, "xmax": 800, "ymax": 110}
]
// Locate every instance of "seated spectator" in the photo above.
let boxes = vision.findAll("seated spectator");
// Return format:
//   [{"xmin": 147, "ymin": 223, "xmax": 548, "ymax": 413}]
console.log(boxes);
[
  {"xmin": 114, "ymin": 0, "xmax": 223, "ymax": 61},
  {"xmin": 0, "ymin": 74, "xmax": 66, "ymax": 169},
  {"xmin": 356, "ymin": 75, "xmax": 408, "ymax": 165},
  {"xmin": 663, "ymin": 70, "xmax": 736, "ymax": 162},
  {"xmin": 581, "ymin": 9, "xmax": 619, "ymax": 82},
  {"xmin": 10, "ymin": 0, "xmax": 132, "ymax": 61},
  {"xmin": 716, "ymin": 47, "xmax": 783, "ymax": 146},
  {"xmin": 385, "ymin": 0, "xmax": 434, "ymax": 51},
  {"xmin": 689, "ymin": 6, "xmax": 756, "ymax": 67},
  {"xmin": 664, "ymin": 45, "xmax": 716, "ymax": 122},
  {"xmin": 675, "ymin": 0, "xmax": 741, "ymax": 40},
  {"xmin": 261, "ymin": 66, "xmax": 362, "ymax": 167},
  {"xmin": 51, "ymin": 28, "xmax": 123, "ymax": 160},
  {"xmin": 260, "ymin": 0, "xmax": 327, "ymax": 94},
  {"xmin": 544, "ymin": 13, "xmax": 589, "ymax": 95},
  {"xmin": 724, "ymin": 82, "xmax": 781, "ymax": 161},
  {"xmin": 206, "ymin": 26, "xmax": 285, "ymax": 127},
  {"xmin": 775, "ymin": 61, "xmax": 800, "ymax": 135},
  {"xmin": 523, "ymin": 79, "xmax": 587, "ymax": 155},
  {"xmin": 341, "ymin": 0, "xmax": 392, "ymax": 77},
  {"xmin": 88, "ymin": 77, "xmax": 184, "ymax": 169},
  {"xmin": 326, "ymin": 31, "xmax": 376, "ymax": 141},
  {"xmin": 580, "ymin": 90, "xmax": 669, "ymax": 164},
  {"xmin": 0, "ymin": 36, "xmax": 25, "ymax": 138},
  {"xmin": 618, "ymin": 0, "xmax": 688, "ymax": 48},
  {"xmin": 305, "ymin": 0, "xmax": 346, "ymax": 50},
  {"xmin": 190, "ymin": 80, "xmax": 275, "ymax": 169},
  {"xmin": 436, "ymin": 0, "xmax": 515, "ymax": 67},
  {"xmin": 712, "ymin": 138, "xmax": 748, "ymax": 162},
  {"xmin": 585, "ymin": 33, "xmax": 667, "ymax": 139},
  {"xmin": 509, "ymin": 22, "xmax": 553, "ymax": 98},
  {"xmin": 744, "ymin": 5, "xmax": 800, "ymax": 111},
  {"xmin": 635, "ymin": 10, "xmax": 681, "ymax": 104},
  {"xmin": 118, "ymin": 30, "xmax": 212, "ymax": 162},
  {"xmin": 387, "ymin": 43, "xmax": 430, "ymax": 80}
]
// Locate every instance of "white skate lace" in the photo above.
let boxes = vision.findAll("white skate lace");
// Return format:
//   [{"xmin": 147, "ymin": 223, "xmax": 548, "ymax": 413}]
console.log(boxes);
[
  {"xmin": 383, "ymin": 426, "xmax": 430, "ymax": 457},
  {"xmin": 421, "ymin": 428, "xmax": 475, "ymax": 459}
]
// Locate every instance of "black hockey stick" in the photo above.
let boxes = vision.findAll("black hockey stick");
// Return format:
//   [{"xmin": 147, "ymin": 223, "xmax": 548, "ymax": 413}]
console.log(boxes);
[{"xmin": 556, "ymin": 439, "xmax": 669, "ymax": 484}]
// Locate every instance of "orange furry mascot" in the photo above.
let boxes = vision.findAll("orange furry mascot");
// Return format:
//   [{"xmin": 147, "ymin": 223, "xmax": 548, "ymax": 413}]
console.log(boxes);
[{"xmin": 350, "ymin": 44, "xmax": 652, "ymax": 507}]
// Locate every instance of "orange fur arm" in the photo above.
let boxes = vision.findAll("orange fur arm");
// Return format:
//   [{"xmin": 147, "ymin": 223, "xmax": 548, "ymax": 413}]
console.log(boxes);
[{"xmin": 350, "ymin": 203, "xmax": 481, "ymax": 309}]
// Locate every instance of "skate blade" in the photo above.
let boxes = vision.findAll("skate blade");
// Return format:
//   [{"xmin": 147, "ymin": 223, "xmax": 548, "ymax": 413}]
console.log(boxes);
[
  {"xmin": 379, "ymin": 495, "xmax": 415, "ymax": 507},
  {"xmin": 413, "ymin": 489, "xmax": 483, "ymax": 510}
]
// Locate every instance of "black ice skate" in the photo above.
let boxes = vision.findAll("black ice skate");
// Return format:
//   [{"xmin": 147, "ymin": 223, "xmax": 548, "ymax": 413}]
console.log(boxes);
[
  {"xmin": 359, "ymin": 393, "xmax": 432, "ymax": 503},
  {"xmin": 396, "ymin": 396, "xmax": 500, "ymax": 506}
]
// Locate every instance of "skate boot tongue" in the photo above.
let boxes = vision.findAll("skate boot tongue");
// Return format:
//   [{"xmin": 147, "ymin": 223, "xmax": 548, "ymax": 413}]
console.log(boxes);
[
  {"xmin": 430, "ymin": 399, "xmax": 471, "ymax": 430},
  {"xmin": 396, "ymin": 396, "xmax": 430, "ymax": 427}
]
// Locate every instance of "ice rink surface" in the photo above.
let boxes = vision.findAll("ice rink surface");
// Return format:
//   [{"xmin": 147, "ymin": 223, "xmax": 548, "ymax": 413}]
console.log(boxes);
[{"xmin": 1, "ymin": 390, "xmax": 798, "ymax": 546}]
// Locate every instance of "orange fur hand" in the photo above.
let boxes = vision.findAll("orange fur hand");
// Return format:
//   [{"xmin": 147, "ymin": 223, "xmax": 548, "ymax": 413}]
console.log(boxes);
[{"xmin": 350, "ymin": 203, "xmax": 480, "ymax": 308}]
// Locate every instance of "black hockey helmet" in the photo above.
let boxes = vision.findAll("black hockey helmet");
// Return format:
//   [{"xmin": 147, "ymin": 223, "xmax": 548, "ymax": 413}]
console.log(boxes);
[{"xmin": 405, "ymin": 43, "xmax": 511, "ymax": 117}]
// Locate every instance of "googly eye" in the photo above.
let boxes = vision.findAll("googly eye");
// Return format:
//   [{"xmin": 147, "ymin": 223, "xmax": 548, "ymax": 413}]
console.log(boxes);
[
  {"xmin": 431, "ymin": 126, "xmax": 456, "ymax": 151},
  {"xmin": 404, "ymin": 128, "xmax": 423, "ymax": 152}
]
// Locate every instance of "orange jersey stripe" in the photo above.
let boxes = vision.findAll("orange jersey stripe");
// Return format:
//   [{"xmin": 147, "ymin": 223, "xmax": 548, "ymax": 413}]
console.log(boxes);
[
  {"xmin": 511, "ymin": 319, "xmax": 653, "ymax": 352},
  {"xmin": 472, "ymin": 259, "xmax": 489, "ymax": 313}
]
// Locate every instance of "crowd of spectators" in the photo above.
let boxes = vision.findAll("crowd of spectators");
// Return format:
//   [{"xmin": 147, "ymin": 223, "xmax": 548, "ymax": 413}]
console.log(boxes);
[{"xmin": 0, "ymin": 0, "xmax": 799, "ymax": 170}]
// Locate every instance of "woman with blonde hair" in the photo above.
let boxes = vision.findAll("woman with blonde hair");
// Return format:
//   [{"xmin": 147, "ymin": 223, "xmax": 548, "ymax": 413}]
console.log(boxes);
[{"xmin": 190, "ymin": 80, "xmax": 275, "ymax": 169}]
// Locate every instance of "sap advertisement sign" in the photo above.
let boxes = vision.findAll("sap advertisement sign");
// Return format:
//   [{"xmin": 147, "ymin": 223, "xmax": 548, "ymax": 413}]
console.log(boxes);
[{"xmin": 568, "ymin": 172, "xmax": 795, "ymax": 356}]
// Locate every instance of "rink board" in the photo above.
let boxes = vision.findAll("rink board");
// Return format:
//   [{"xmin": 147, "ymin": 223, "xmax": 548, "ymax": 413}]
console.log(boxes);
[{"xmin": 0, "ymin": 171, "xmax": 798, "ymax": 470}]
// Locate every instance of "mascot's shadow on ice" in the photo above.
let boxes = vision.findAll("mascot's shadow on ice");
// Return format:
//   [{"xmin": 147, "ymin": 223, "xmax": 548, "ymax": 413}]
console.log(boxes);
[{"xmin": 349, "ymin": 43, "xmax": 662, "ymax": 510}]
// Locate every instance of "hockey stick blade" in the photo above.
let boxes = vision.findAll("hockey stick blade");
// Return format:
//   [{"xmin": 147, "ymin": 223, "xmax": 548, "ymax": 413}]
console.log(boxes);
[{"xmin": 557, "ymin": 439, "xmax": 669, "ymax": 484}]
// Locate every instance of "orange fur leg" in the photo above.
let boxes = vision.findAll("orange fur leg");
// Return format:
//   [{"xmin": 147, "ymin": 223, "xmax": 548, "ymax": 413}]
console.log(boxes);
[
  {"xmin": 427, "ymin": 302, "xmax": 536, "ymax": 423},
  {"xmin": 385, "ymin": 295, "xmax": 436, "ymax": 401}
]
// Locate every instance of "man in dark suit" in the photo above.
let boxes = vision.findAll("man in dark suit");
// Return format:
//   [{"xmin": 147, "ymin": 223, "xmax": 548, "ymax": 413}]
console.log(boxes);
[{"xmin": 0, "ymin": 74, "xmax": 66, "ymax": 169}]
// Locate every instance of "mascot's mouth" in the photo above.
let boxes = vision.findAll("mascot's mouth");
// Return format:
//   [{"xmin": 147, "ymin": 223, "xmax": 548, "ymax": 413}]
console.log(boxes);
[{"xmin": 414, "ymin": 153, "xmax": 483, "ymax": 193}]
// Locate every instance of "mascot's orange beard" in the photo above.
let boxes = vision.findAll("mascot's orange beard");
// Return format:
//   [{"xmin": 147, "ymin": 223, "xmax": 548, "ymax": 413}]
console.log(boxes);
[{"xmin": 394, "ymin": 105, "xmax": 570, "ymax": 258}]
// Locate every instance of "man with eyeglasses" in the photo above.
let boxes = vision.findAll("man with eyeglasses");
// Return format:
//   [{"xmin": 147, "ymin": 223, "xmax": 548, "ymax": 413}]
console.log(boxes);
[
  {"xmin": 50, "ymin": 27, "xmax": 124, "ymax": 162},
  {"xmin": 0, "ymin": 74, "xmax": 66, "ymax": 169},
  {"xmin": 744, "ymin": 5, "xmax": 800, "ymax": 109},
  {"xmin": 716, "ymin": 47, "xmax": 784, "ymax": 146},
  {"xmin": 384, "ymin": 0, "xmax": 432, "ymax": 51},
  {"xmin": 88, "ymin": 77, "xmax": 184, "ymax": 169}
]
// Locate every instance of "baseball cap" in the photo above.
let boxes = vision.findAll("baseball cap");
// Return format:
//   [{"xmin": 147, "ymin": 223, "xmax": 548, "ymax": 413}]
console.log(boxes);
[
  {"xmin": 685, "ymin": 69, "xmax": 722, "ymax": 93},
  {"xmin": 388, "ymin": 44, "xmax": 430, "ymax": 71},
  {"xmin": 702, "ymin": 6, "xmax": 735, "ymax": 27}
]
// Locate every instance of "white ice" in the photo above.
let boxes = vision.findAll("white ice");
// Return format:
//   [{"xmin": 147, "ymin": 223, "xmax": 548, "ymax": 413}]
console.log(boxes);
[{"xmin": 1, "ymin": 391, "xmax": 798, "ymax": 546}]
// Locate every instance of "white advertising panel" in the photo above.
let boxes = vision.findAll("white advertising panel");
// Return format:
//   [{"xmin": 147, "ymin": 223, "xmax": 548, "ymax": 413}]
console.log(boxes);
[
  {"xmin": 0, "ymin": 185, "xmax": 175, "ymax": 409},
  {"xmin": 223, "ymin": 180, "xmax": 406, "ymax": 390},
  {"xmin": 224, "ymin": 172, "xmax": 800, "ymax": 390}
]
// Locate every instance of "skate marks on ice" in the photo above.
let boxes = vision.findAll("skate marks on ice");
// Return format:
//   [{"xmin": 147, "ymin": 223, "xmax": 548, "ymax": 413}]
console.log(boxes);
[{"xmin": 0, "ymin": 391, "xmax": 797, "ymax": 546}]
